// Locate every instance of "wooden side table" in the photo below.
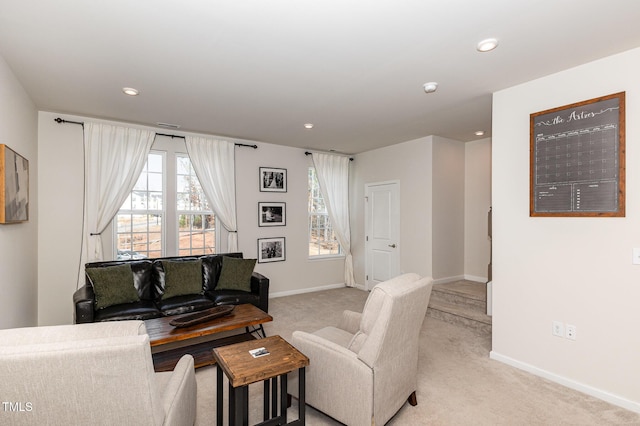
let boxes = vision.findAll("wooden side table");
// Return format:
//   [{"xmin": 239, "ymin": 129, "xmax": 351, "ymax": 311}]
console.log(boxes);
[{"xmin": 212, "ymin": 335, "xmax": 309, "ymax": 426}]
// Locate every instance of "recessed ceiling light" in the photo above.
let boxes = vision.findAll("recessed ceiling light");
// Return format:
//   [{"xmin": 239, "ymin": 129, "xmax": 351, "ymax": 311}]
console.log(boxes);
[
  {"xmin": 304, "ymin": 123, "xmax": 314, "ymax": 129},
  {"xmin": 122, "ymin": 87, "xmax": 139, "ymax": 96},
  {"xmin": 423, "ymin": 82, "xmax": 438, "ymax": 93},
  {"xmin": 476, "ymin": 38, "xmax": 498, "ymax": 52},
  {"xmin": 475, "ymin": 130, "xmax": 485, "ymax": 136}
]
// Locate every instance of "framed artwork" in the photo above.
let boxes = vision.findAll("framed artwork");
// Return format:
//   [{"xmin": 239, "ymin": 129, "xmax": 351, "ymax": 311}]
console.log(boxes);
[
  {"xmin": 530, "ymin": 92, "xmax": 625, "ymax": 217},
  {"xmin": 260, "ymin": 167, "xmax": 287, "ymax": 192},
  {"xmin": 0, "ymin": 144, "xmax": 29, "ymax": 223},
  {"xmin": 258, "ymin": 202, "xmax": 286, "ymax": 227},
  {"xmin": 257, "ymin": 237, "xmax": 286, "ymax": 263}
]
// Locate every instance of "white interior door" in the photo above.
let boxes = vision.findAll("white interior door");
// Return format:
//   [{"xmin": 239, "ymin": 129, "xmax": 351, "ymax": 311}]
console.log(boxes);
[{"xmin": 365, "ymin": 181, "xmax": 400, "ymax": 290}]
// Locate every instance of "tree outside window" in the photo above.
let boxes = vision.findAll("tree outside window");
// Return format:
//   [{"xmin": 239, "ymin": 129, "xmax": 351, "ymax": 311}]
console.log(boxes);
[{"xmin": 308, "ymin": 167, "xmax": 341, "ymax": 257}]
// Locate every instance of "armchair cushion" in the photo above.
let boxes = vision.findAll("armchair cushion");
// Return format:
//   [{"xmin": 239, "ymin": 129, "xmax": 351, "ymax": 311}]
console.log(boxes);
[
  {"xmin": 337, "ymin": 309, "xmax": 362, "ymax": 335},
  {"xmin": 86, "ymin": 263, "xmax": 139, "ymax": 309}
]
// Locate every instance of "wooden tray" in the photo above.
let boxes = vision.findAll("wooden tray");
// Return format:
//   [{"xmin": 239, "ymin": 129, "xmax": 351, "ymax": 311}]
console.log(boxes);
[{"xmin": 169, "ymin": 305, "xmax": 235, "ymax": 328}]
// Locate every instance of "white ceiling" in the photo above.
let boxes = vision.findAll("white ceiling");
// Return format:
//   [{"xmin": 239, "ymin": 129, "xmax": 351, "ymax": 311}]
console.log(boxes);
[{"xmin": 1, "ymin": 1, "xmax": 640, "ymax": 154}]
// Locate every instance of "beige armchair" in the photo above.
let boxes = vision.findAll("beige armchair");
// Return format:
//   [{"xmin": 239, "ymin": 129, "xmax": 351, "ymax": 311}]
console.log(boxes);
[
  {"xmin": 290, "ymin": 273, "xmax": 433, "ymax": 426},
  {"xmin": 0, "ymin": 320, "xmax": 196, "ymax": 426}
]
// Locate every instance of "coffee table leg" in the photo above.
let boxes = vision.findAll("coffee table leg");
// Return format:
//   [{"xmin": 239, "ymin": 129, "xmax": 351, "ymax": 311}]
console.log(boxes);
[{"xmin": 216, "ymin": 366, "xmax": 223, "ymax": 426}]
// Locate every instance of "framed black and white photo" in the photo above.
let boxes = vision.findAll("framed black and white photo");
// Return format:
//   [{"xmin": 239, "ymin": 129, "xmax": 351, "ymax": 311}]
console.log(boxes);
[
  {"xmin": 259, "ymin": 167, "xmax": 287, "ymax": 192},
  {"xmin": 257, "ymin": 237, "xmax": 286, "ymax": 263},
  {"xmin": 258, "ymin": 202, "xmax": 286, "ymax": 227}
]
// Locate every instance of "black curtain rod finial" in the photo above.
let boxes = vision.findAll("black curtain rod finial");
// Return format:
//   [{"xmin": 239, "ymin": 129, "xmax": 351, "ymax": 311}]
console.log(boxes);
[{"xmin": 54, "ymin": 117, "xmax": 84, "ymax": 127}]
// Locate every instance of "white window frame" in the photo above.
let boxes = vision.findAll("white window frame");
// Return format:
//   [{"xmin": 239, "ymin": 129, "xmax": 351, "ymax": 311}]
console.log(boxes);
[{"xmin": 112, "ymin": 137, "xmax": 219, "ymax": 259}]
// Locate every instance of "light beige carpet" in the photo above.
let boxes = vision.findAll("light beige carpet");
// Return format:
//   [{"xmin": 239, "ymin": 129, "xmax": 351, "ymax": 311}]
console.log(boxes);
[{"xmin": 194, "ymin": 287, "xmax": 640, "ymax": 425}]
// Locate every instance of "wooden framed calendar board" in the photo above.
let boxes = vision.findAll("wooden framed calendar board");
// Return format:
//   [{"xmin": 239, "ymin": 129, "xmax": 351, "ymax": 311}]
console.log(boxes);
[{"xmin": 530, "ymin": 92, "xmax": 625, "ymax": 217}]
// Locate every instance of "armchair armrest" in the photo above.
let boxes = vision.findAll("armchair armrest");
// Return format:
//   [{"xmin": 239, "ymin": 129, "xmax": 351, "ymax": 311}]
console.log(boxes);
[
  {"xmin": 160, "ymin": 355, "xmax": 197, "ymax": 426},
  {"xmin": 338, "ymin": 310, "xmax": 362, "ymax": 334},
  {"xmin": 250, "ymin": 272, "xmax": 270, "ymax": 312},
  {"xmin": 289, "ymin": 331, "xmax": 373, "ymax": 423},
  {"xmin": 73, "ymin": 284, "xmax": 95, "ymax": 323}
]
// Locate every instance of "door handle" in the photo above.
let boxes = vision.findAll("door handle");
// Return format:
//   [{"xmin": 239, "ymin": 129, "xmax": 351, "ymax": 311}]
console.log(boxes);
[{"xmin": 388, "ymin": 244, "xmax": 397, "ymax": 248}]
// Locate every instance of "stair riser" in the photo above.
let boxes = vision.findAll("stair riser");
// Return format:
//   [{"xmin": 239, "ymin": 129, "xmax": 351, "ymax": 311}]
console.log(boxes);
[
  {"xmin": 427, "ymin": 308, "xmax": 492, "ymax": 335},
  {"xmin": 430, "ymin": 290, "xmax": 486, "ymax": 312}
]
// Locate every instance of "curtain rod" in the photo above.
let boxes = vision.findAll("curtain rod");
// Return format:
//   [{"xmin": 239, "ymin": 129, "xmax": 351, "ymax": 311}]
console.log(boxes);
[
  {"xmin": 305, "ymin": 151, "xmax": 354, "ymax": 161},
  {"xmin": 54, "ymin": 118, "xmax": 258, "ymax": 149}
]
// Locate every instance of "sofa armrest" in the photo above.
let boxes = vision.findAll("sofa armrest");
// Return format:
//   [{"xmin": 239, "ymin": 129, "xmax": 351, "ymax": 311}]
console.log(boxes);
[
  {"xmin": 250, "ymin": 272, "xmax": 270, "ymax": 313},
  {"xmin": 73, "ymin": 284, "xmax": 95, "ymax": 323}
]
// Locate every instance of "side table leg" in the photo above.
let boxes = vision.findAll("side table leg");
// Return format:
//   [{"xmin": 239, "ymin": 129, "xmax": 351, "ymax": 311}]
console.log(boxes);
[
  {"xmin": 263, "ymin": 379, "xmax": 270, "ymax": 420},
  {"xmin": 271, "ymin": 377, "xmax": 278, "ymax": 417},
  {"xmin": 231, "ymin": 385, "xmax": 248, "ymax": 426},
  {"xmin": 280, "ymin": 373, "xmax": 288, "ymax": 423},
  {"xmin": 298, "ymin": 367, "xmax": 306, "ymax": 425},
  {"xmin": 216, "ymin": 366, "xmax": 223, "ymax": 426}
]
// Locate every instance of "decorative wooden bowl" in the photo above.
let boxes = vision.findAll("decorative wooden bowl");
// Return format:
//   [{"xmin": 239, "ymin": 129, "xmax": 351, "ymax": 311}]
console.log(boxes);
[{"xmin": 169, "ymin": 305, "xmax": 236, "ymax": 328}]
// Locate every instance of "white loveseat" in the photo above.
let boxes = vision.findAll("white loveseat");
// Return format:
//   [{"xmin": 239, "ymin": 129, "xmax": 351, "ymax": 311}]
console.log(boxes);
[
  {"xmin": 0, "ymin": 320, "xmax": 196, "ymax": 426},
  {"xmin": 290, "ymin": 273, "xmax": 433, "ymax": 426}
]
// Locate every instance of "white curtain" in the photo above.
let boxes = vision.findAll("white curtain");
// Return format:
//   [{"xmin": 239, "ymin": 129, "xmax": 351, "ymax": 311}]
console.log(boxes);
[
  {"xmin": 185, "ymin": 136, "xmax": 238, "ymax": 252},
  {"xmin": 312, "ymin": 153, "xmax": 355, "ymax": 287},
  {"xmin": 79, "ymin": 122, "xmax": 155, "ymax": 284}
]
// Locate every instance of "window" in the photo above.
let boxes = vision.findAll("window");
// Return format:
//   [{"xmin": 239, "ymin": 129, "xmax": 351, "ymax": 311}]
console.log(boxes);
[
  {"xmin": 308, "ymin": 167, "xmax": 341, "ymax": 257},
  {"xmin": 115, "ymin": 152, "xmax": 164, "ymax": 259},
  {"xmin": 115, "ymin": 146, "xmax": 216, "ymax": 259},
  {"xmin": 176, "ymin": 154, "xmax": 215, "ymax": 256}
]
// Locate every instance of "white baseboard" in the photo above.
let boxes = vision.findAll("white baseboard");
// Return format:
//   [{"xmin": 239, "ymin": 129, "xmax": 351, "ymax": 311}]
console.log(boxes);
[
  {"xmin": 464, "ymin": 274, "xmax": 488, "ymax": 283},
  {"xmin": 432, "ymin": 275, "xmax": 465, "ymax": 285},
  {"xmin": 433, "ymin": 275, "xmax": 487, "ymax": 285},
  {"xmin": 270, "ymin": 282, "xmax": 348, "ymax": 298},
  {"xmin": 490, "ymin": 351, "xmax": 640, "ymax": 414}
]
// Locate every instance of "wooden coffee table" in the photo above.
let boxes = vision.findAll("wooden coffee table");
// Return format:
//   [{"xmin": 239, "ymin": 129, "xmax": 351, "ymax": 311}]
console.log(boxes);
[
  {"xmin": 145, "ymin": 304, "xmax": 273, "ymax": 372},
  {"xmin": 213, "ymin": 335, "xmax": 309, "ymax": 426}
]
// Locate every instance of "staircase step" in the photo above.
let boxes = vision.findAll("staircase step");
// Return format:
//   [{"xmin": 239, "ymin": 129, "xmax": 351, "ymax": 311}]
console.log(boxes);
[
  {"xmin": 430, "ymin": 288, "xmax": 486, "ymax": 311},
  {"xmin": 427, "ymin": 280, "xmax": 491, "ymax": 335}
]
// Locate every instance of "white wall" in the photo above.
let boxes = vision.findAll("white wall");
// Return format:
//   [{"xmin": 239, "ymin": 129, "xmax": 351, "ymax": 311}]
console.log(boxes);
[
  {"xmin": 491, "ymin": 47, "xmax": 640, "ymax": 411},
  {"xmin": 352, "ymin": 134, "xmax": 488, "ymax": 284},
  {"xmin": 352, "ymin": 136, "xmax": 434, "ymax": 282},
  {"xmin": 464, "ymin": 138, "xmax": 491, "ymax": 281},
  {"xmin": 0, "ymin": 55, "xmax": 38, "ymax": 329},
  {"xmin": 37, "ymin": 111, "xmax": 344, "ymax": 325},
  {"xmin": 432, "ymin": 136, "xmax": 465, "ymax": 281}
]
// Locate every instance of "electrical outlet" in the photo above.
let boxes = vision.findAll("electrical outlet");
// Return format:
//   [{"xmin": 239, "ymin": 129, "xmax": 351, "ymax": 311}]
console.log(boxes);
[
  {"xmin": 633, "ymin": 248, "xmax": 640, "ymax": 265},
  {"xmin": 552, "ymin": 321, "xmax": 564, "ymax": 337},
  {"xmin": 566, "ymin": 324, "xmax": 577, "ymax": 340}
]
